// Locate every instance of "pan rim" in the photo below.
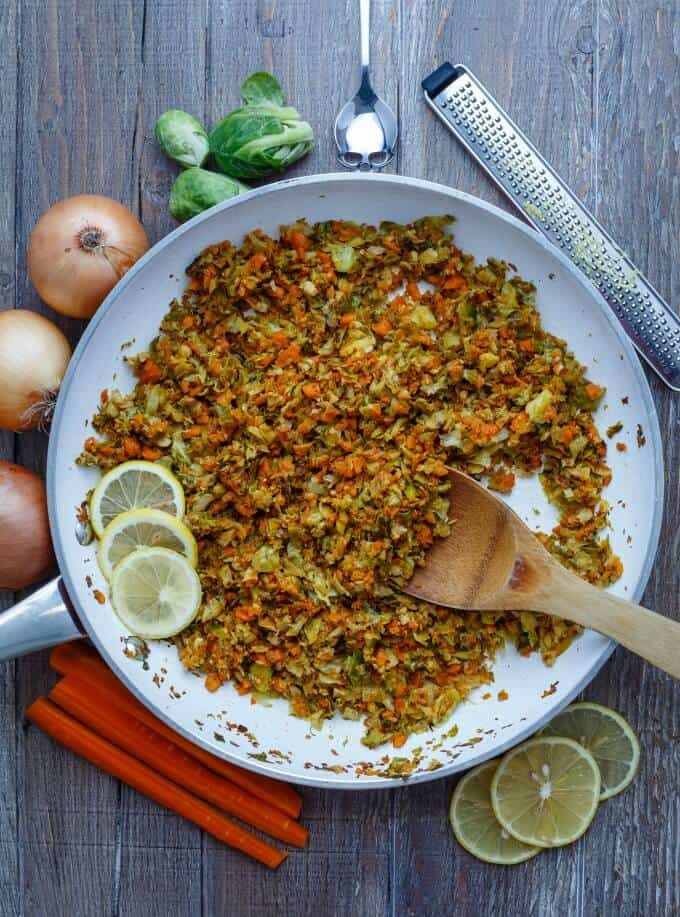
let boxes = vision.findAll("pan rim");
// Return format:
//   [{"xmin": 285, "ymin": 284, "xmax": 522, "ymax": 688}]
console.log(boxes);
[{"xmin": 47, "ymin": 171, "xmax": 664, "ymax": 789}]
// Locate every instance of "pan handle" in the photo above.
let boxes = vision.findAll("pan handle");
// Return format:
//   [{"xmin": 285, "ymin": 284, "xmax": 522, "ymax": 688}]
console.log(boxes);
[{"xmin": 0, "ymin": 578, "xmax": 84, "ymax": 662}]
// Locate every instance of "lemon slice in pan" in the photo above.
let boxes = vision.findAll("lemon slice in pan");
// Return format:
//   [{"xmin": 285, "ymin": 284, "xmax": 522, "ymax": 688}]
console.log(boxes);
[
  {"xmin": 110, "ymin": 546, "xmax": 202, "ymax": 639},
  {"xmin": 97, "ymin": 508, "xmax": 197, "ymax": 581},
  {"xmin": 90, "ymin": 460, "xmax": 185, "ymax": 537}
]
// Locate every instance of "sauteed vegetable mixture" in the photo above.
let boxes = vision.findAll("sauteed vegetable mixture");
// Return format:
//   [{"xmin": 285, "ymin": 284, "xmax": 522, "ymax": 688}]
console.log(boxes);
[{"xmin": 81, "ymin": 216, "xmax": 621, "ymax": 747}]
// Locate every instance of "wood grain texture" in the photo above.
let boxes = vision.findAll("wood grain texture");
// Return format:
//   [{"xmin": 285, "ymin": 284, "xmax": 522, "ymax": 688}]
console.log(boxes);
[
  {"xmin": 0, "ymin": 1, "xmax": 678, "ymax": 915},
  {"xmin": 581, "ymin": 2, "xmax": 680, "ymax": 916},
  {"xmin": 0, "ymin": 0, "xmax": 19, "ymax": 913},
  {"xmin": 12, "ymin": 1, "xmax": 143, "ymax": 914}
]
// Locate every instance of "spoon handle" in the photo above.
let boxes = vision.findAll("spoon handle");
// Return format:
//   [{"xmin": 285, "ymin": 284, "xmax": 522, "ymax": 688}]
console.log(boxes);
[
  {"xmin": 360, "ymin": 0, "xmax": 370, "ymax": 84},
  {"xmin": 542, "ymin": 574, "xmax": 680, "ymax": 679}
]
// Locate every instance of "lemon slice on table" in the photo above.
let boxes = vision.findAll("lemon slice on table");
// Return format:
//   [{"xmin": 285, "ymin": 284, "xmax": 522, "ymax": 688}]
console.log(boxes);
[
  {"xmin": 449, "ymin": 760, "xmax": 541, "ymax": 865},
  {"xmin": 97, "ymin": 508, "xmax": 198, "ymax": 581},
  {"xmin": 110, "ymin": 546, "xmax": 202, "ymax": 639},
  {"xmin": 490, "ymin": 736, "xmax": 601, "ymax": 847},
  {"xmin": 90, "ymin": 460, "xmax": 185, "ymax": 537},
  {"xmin": 540, "ymin": 702, "xmax": 640, "ymax": 800}
]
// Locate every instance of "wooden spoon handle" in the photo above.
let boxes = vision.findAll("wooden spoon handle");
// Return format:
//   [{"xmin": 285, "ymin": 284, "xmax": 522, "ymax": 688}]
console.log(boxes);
[{"xmin": 541, "ymin": 576, "xmax": 680, "ymax": 679}]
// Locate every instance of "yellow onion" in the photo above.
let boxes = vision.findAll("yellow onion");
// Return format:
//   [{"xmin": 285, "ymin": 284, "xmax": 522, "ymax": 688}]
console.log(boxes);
[
  {"xmin": 28, "ymin": 194, "xmax": 149, "ymax": 319},
  {"xmin": 0, "ymin": 310, "xmax": 71, "ymax": 432},
  {"xmin": 0, "ymin": 461, "xmax": 55, "ymax": 590}
]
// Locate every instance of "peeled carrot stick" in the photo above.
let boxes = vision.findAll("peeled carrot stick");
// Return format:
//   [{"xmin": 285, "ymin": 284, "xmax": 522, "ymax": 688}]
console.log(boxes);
[
  {"xmin": 27, "ymin": 698, "xmax": 286, "ymax": 870},
  {"xmin": 50, "ymin": 675, "xmax": 308, "ymax": 848},
  {"xmin": 49, "ymin": 642, "xmax": 302, "ymax": 819}
]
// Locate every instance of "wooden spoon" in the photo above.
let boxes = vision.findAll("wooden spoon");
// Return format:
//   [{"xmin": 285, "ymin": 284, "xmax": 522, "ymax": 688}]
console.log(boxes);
[{"xmin": 404, "ymin": 469, "xmax": 680, "ymax": 678}]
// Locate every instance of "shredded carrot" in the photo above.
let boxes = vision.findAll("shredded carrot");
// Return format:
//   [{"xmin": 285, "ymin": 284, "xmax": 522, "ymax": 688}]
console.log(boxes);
[
  {"xmin": 277, "ymin": 343, "xmax": 301, "ymax": 366},
  {"xmin": 372, "ymin": 319, "xmax": 392, "ymax": 336},
  {"xmin": 248, "ymin": 251, "xmax": 268, "ymax": 271},
  {"xmin": 442, "ymin": 273, "xmax": 466, "ymax": 291},
  {"xmin": 289, "ymin": 229, "xmax": 310, "ymax": 257},
  {"xmin": 137, "ymin": 360, "xmax": 162, "ymax": 384},
  {"xmin": 585, "ymin": 383, "xmax": 604, "ymax": 400}
]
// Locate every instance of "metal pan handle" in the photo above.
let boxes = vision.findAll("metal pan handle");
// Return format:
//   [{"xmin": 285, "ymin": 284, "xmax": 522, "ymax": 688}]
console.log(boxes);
[{"xmin": 0, "ymin": 578, "xmax": 84, "ymax": 662}]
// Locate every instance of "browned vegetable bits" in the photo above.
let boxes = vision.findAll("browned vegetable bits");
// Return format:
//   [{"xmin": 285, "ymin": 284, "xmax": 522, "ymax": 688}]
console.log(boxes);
[{"xmin": 80, "ymin": 216, "xmax": 620, "ymax": 747}]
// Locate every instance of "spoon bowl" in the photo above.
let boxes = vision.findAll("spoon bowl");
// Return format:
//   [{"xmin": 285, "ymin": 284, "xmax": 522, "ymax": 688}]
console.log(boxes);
[
  {"xmin": 406, "ymin": 469, "xmax": 680, "ymax": 679},
  {"xmin": 335, "ymin": 0, "xmax": 398, "ymax": 170}
]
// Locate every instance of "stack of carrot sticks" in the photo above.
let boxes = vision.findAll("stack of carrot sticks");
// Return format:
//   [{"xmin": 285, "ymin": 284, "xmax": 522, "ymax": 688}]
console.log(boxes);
[{"xmin": 26, "ymin": 642, "xmax": 308, "ymax": 869}]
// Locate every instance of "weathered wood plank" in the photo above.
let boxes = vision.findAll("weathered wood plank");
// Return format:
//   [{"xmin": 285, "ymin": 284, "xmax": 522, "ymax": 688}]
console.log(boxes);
[
  {"xmin": 111, "ymin": 3, "xmax": 210, "ymax": 915},
  {"xmin": 395, "ymin": 1, "xmax": 598, "ymax": 914},
  {"xmin": 202, "ymin": 3, "xmax": 397, "ymax": 913},
  {"xmin": 0, "ymin": 0, "xmax": 19, "ymax": 912},
  {"xmin": 204, "ymin": 786, "xmax": 391, "ymax": 917},
  {"xmin": 3, "ymin": 2, "xmax": 678, "ymax": 915},
  {"xmin": 581, "ymin": 2, "xmax": 680, "ymax": 915},
  {"xmin": 13, "ymin": 1, "xmax": 143, "ymax": 913},
  {"xmin": 137, "ymin": 0, "xmax": 209, "ymax": 247},
  {"xmin": 205, "ymin": 0, "xmax": 399, "ymax": 178}
]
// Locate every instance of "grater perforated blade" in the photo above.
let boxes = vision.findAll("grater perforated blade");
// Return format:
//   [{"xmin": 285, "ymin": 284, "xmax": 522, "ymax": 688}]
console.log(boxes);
[{"xmin": 422, "ymin": 63, "xmax": 680, "ymax": 391}]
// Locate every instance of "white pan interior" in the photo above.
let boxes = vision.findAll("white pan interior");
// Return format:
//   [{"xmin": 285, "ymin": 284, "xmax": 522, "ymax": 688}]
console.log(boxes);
[{"xmin": 48, "ymin": 174, "xmax": 663, "ymax": 788}]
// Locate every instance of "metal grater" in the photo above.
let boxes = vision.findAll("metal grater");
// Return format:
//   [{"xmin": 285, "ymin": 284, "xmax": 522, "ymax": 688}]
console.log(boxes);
[{"xmin": 422, "ymin": 63, "xmax": 680, "ymax": 391}]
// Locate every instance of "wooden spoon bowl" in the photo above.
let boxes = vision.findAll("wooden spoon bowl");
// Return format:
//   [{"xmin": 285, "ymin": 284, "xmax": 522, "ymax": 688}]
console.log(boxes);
[{"xmin": 405, "ymin": 469, "xmax": 680, "ymax": 678}]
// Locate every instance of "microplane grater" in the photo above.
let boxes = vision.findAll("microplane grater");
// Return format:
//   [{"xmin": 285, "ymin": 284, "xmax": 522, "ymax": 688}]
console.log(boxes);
[{"xmin": 422, "ymin": 63, "xmax": 680, "ymax": 391}]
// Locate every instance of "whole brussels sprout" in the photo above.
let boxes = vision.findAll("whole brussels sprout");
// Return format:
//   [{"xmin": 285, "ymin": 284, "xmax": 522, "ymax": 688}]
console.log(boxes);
[
  {"xmin": 155, "ymin": 110, "xmax": 210, "ymax": 169},
  {"xmin": 209, "ymin": 73, "xmax": 314, "ymax": 179},
  {"xmin": 169, "ymin": 168, "xmax": 248, "ymax": 222}
]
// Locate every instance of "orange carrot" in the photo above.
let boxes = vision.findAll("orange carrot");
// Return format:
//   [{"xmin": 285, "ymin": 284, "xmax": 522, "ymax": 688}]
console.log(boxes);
[
  {"xmin": 49, "ymin": 643, "xmax": 302, "ymax": 819},
  {"xmin": 50, "ymin": 676, "xmax": 308, "ymax": 848},
  {"xmin": 248, "ymin": 251, "xmax": 268, "ymax": 271},
  {"xmin": 27, "ymin": 698, "xmax": 286, "ymax": 870},
  {"xmin": 289, "ymin": 229, "xmax": 310, "ymax": 257},
  {"xmin": 137, "ymin": 360, "xmax": 162, "ymax": 384},
  {"xmin": 442, "ymin": 273, "xmax": 466, "ymax": 291},
  {"xmin": 372, "ymin": 319, "xmax": 392, "ymax": 337}
]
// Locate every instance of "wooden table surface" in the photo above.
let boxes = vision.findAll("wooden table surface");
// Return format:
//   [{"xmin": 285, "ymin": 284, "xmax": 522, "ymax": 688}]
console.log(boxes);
[{"xmin": 1, "ymin": 1, "xmax": 678, "ymax": 914}]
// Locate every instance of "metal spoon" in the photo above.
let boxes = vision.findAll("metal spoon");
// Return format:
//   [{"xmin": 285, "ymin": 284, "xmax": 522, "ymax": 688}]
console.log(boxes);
[{"xmin": 334, "ymin": 0, "xmax": 398, "ymax": 170}]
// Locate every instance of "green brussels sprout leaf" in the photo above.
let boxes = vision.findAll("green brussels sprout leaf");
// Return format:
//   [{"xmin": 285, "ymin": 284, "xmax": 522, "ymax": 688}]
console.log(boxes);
[
  {"xmin": 155, "ymin": 110, "xmax": 210, "ymax": 169},
  {"xmin": 241, "ymin": 71, "xmax": 286, "ymax": 109}
]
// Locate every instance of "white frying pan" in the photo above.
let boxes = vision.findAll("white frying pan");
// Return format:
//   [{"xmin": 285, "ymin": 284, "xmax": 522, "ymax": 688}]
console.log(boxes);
[{"xmin": 0, "ymin": 174, "xmax": 663, "ymax": 788}]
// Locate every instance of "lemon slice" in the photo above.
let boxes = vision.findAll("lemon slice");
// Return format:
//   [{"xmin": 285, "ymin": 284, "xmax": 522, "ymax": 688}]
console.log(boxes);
[
  {"xmin": 90, "ymin": 461, "xmax": 185, "ymax": 537},
  {"xmin": 97, "ymin": 508, "xmax": 198, "ymax": 581},
  {"xmin": 490, "ymin": 737, "xmax": 601, "ymax": 847},
  {"xmin": 449, "ymin": 760, "xmax": 541, "ymax": 864},
  {"xmin": 540, "ymin": 702, "xmax": 640, "ymax": 800},
  {"xmin": 110, "ymin": 546, "xmax": 202, "ymax": 639}
]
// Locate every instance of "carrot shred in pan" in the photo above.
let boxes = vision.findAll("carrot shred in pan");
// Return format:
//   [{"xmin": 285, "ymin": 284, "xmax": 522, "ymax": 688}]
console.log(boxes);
[
  {"xmin": 49, "ymin": 675, "xmax": 308, "ymax": 848},
  {"xmin": 49, "ymin": 642, "xmax": 302, "ymax": 820},
  {"xmin": 26, "ymin": 698, "xmax": 286, "ymax": 870}
]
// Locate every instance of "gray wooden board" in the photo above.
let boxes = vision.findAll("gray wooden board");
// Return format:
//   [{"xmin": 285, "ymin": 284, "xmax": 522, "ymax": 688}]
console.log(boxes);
[
  {"xmin": 0, "ymin": 1, "xmax": 678, "ymax": 915},
  {"xmin": 0, "ymin": 0, "xmax": 19, "ymax": 914},
  {"xmin": 11, "ymin": 1, "xmax": 143, "ymax": 914}
]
